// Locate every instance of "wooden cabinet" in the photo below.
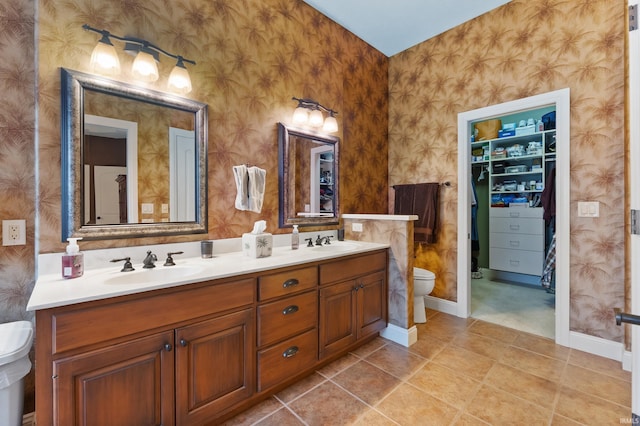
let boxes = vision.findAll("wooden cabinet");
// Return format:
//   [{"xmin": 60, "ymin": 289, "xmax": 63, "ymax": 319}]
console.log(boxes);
[
  {"xmin": 35, "ymin": 249, "xmax": 388, "ymax": 425},
  {"xmin": 53, "ymin": 331, "xmax": 175, "ymax": 426},
  {"xmin": 319, "ymin": 251, "xmax": 387, "ymax": 359}
]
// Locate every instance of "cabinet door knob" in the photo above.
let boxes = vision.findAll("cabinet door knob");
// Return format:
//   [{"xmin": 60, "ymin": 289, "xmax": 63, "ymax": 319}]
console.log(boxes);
[
  {"xmin": 164, "ymin": 343, "xmax": 172, "ymax": 352},
  {"xmin": 180, "ymin": 339, "xmax": 188, "ymax": 347},
  {"xmin": 282, "ymin": 278, "xmax": 299, "ymax": 288},
  {"xmin": 282, "ymin": 305, "xmax": 299, "ymax": 315},
  {"xmin": 282, "ymin": 346, "xmax": 299, "ymax": 358}
]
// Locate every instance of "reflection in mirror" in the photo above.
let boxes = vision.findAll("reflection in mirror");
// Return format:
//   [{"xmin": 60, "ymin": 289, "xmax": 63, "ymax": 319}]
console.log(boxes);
[
  {"xmin": 278, "ymin": 122, "xmax": 339, "ymax": 228},
  {"xmin": 61, "ymin": 68, "xmax": 208, "ymax": 240}
]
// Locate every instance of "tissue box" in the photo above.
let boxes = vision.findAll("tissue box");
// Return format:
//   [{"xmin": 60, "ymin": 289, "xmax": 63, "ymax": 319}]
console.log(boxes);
[{"xmin": 242, "ymin": 233, "xmax": 273, "ymax": 258}]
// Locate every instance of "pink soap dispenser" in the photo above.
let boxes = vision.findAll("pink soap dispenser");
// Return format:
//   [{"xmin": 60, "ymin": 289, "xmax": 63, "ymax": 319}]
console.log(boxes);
[{"xmin": 62, "ymin": 237, "xmax": 84, "ymax": 279}]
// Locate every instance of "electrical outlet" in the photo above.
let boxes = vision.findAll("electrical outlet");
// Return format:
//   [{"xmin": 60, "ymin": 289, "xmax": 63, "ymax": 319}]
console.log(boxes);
[
  {"xmin": 3, "ymin": 219, "xmax": 26, "ymax": 246},
  {"xmin": 352, "ymin": 223, "xmax": 363, "ymax": 232}
]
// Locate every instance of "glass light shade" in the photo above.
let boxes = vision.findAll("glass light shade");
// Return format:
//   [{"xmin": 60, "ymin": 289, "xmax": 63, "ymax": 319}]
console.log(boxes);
[
  {"xmin": 309, "ymin": 109, "xmax": 324, "ymax": 127},
  {"xmin": 322, "ymin": 115, "xmax": 338, "ymax": 133},
  {"xmin": 131, "ymin": 50, "xmax": 159, "ymax": 82},
  {"xmin": 89, "ymin": 41, "xmax": 121, "ymax": 75},
  {"xmin": 168, "ymin": 63, "xmax": 192, "ymax": 94},
  {"xmin": 292, "ymin": 106, "xmax": 309, "ymax": 124}
]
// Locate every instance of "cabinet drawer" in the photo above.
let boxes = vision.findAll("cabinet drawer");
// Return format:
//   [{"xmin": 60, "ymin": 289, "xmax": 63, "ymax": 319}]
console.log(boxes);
[
  {"xmin": 51, "ymin": 278, "xmax": 255, "ymax": 354},
  {"xmin": 257, "ymin": 328, "xmax": 318, "ymax": 391},
  {"xmin": 258, "ymin": 266, "xmax": 317, "ymax": 301},
  {"xmin": 489, "ymin": 217, "xmax": 542, "ymax": 235},
  {"xmin": 490, "ymin": 207, "xmax": 543, "ymax": 218},
  {"xmin": 489, "ymin": 233, "xmax": 543, "ymax": 251},
  {"xmin": 257, "ymin": 291, "xmax": 318, "ymax": 347},
  {"xmin": 320, "ymin": 250, "xmax": 387, "ymax": 285},
  {"xmin": 490, "ymin": 248, "xmax": 543, "ymax": 276}
]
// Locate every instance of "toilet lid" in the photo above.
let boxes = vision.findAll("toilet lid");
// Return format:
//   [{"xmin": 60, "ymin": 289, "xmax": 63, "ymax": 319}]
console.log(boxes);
[
  {"xmin": 414, "ymin": 267, "xmax": 435, "ymax": 280},
  {"xmin": 0, "ymin": 321, "xmax": 33, "ymax": 366}
]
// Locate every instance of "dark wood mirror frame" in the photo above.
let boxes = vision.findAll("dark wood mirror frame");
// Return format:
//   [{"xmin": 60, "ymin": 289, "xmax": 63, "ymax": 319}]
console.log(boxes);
[
  {"xmin": 61, "ymin": 68, "xmax": 208, "ymax": 240},
  {"xmin": 278, "ymin": 122, "xmax": 339, "ymax": 228}
]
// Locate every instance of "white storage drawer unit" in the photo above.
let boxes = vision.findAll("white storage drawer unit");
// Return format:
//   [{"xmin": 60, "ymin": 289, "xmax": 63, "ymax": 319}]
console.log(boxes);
[{"xmin": 489, "ymin": 207, "xmax": 544, "ymax": 276}]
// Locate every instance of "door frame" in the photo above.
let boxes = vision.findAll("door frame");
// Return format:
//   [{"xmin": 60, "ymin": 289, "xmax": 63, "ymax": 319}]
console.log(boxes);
[{"xmin": 456, "ymin": 88, "xmax": 571, "ymax": 347}]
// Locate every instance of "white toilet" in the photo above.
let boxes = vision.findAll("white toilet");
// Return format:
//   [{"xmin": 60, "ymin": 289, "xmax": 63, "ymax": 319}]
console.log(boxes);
[{"xmin": 413, "ymin": 267, "xmax": 435, "ymax": 323}]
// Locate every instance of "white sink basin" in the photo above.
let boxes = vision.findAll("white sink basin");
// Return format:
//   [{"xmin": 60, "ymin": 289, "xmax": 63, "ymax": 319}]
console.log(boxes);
[
  {"xmin": 103, "ymin": 265, "xmax": 205, "ymax": 286},
  {"xmin": 311, "ymin": 242, "xmax": 360, "ymax": 252}
]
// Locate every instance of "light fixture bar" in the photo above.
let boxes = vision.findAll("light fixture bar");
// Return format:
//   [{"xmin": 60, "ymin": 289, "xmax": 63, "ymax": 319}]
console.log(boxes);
[{"xmin": 291, "ymin": 97, "xmax": 339, "ymax": 133}]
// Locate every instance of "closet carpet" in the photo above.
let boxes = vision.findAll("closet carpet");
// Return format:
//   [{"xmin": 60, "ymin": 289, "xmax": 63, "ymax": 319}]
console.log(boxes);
[
  {"xmin": 471, "ymin": 270, "xmax": 555, "ymax": 339},
  {"xmin": 224, "ymin": 311, "xmax": 630, "ymax": 425}
]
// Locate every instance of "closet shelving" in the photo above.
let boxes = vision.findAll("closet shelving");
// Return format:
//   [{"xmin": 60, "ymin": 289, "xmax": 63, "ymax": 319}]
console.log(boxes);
[{"xmin": 319, "ymin": 153, "xmax": 334, "ymax": 213}]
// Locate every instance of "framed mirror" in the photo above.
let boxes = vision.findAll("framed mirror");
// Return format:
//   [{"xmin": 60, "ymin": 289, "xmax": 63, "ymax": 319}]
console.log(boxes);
[
  {"xmin": 61, "ymin": 68, "xmax": 208, "ymax": 240},
  {"xmin": 278, "ymin": 122, "xmax": 339, "ymax": 227}
]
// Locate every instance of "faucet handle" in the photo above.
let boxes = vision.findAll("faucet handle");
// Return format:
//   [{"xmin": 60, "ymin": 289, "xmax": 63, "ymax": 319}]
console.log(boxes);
[
  {"xmin": 164, "ymin": 251, "xmax": 184, "ymax": 266},
  {"xmin": 324, "ymin": 236, "xmax": 334, "ymax": 245},
  {"xmin": 110, "ymin": 257, "xmax": 135, "ymax": 272},
  {"xmin": 305, "ymin": 238, "xmax": 314, "ymax": 247}
]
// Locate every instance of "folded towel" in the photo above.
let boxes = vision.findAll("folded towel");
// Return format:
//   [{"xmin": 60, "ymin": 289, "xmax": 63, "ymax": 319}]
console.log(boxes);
[
  {"xmin": 233, "ymin": 165, "xmax": 248, "ymax": 210},
  {"xmin": 247, "ymin": 166, "xmax": 266, "ymax": 213}
]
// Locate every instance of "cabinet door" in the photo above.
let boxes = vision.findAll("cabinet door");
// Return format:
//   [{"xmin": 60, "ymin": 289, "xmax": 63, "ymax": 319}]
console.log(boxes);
[
  {"xmin": 53, "ymin": 331, "xmax": 175, "ymax": 426},
  {"xmin": 357, "ymin": 270, "xmax": 387, "ymax": 338},
  {"xmin": 319, "ymin": 280, "xmax": 357, "ymax": 359},
  {"xmin": 175, "ymin": 308, "xmax": 255, "ymax": 425}
]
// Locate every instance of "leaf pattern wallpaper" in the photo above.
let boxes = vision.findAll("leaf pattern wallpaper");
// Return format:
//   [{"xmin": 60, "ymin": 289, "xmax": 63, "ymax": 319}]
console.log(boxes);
[
  {"xmin": 388, "ymin": 0, "xmax": 626, "ymax": 342},
  {"xmin": 0, "ymin": 0, "xmax": 631, "ymax": 410}
]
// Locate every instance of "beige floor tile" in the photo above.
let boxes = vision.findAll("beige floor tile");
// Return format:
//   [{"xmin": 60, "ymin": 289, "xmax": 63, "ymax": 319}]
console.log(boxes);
[
  {"xmin": 221, "ymin": 396, "xmax": 283, "ymax": 425},
  {"xmin": 275, "ymin": 372, "xmax": 326, "ymax": 403},
  {"xmin": 468, "ymin": 320, "xmax": 520, "ymax": 344},
  {"xmin": 254, "ymin": 407, "xmax": 304, "ymax": 425},
  {"xmin": 451, "ymin": 331, "xmax": 509, "ymax": 360},
  {"xmin": 316, "ymin": 353, "xmax": 360, "ymax": 378},
  {"xmin": 352, "ymin": 408, "xmax": 400, "ymax": 425},
  {"xmin": 512, "ymin": 332, "xmax": 570, "ymax": 361},
  {"xmin": 417, "ymin": 313, "xmax": 473, "ymax": 342},
  {"xmin": 364, "ymin": 343, "xmax": 427, "ymax": 380},
  {"xmin": 452, "ymin": 413, "xmax": 491, "ymax": 425},
  {"xmin": 568, "ymin": 349, "xmax": 631, "ymax": 382},
  {"xmin": 431, "ymin": 345, "xmax": 495, "ymax": 381},
  {"xmin": 333, "ymin": 360, "xmax": 401, "ymax": 405},
  {"xmin": 562, "ymin": 363, "xmax": 631, "ymax": 408},
  {"xmin": 554, "ymin": 386, "xmax": 630, "ymax": 425},
  {"xmin": 288, "ymin": 381, "xmax": 369, "ymax": 425},
  {"xmin": 407, "ymin": 334, "xmax": 448, "ymax": 359},
  {"xmin": 408, "ymin": 362, "xmax": 481, "ymax": 409},
  {"xmin": 484, "ymin": 363, "xmax": 559, "ymax": 408},
  {"xmin": 465, "ymin": 384, "xmax": 551, "ymax": 425},
  {"xmin": 376, "ymin": 383, "xmax": 458, "ymax": 426},
  {"xmin": 550, "ymin": 414, "xmax": 586, "ymax": 425},
  {"xmin": 350, "ymin": 336, "xmax": 389, "ymax": 358},
  {"xmin": 500, "ymin": 345, "xmax": 566, "ymax": 382}
]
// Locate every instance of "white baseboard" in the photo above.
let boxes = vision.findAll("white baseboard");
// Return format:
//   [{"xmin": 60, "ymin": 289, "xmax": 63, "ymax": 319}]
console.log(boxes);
[
  {"xmin": 380, "ymin": 323, "xmax": 417, "ymax": 347},
  {"xmin": 424, "ymin": 295, "xmax": 457, "ymax": 316},
  {"xmin": 623, "ymin": 350, "xmax": 632, "ymax": 372}
]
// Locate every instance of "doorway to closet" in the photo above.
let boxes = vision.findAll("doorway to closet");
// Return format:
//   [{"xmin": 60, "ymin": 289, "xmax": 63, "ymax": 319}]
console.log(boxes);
[{"xmin": 456, "ymin": 89, "xmax": 570, "ymax": 347}]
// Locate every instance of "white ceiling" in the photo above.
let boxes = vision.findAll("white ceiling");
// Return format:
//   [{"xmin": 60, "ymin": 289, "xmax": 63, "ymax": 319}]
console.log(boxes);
[{"xmin": 302, "ymin": 0, "xmax": 511, "ymax": 57}]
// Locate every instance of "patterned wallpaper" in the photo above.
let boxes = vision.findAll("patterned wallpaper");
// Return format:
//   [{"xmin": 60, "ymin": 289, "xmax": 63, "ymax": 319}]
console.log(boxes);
[{"xmin": 388, "ymin": 0, "xmax": 626, "ymax": 342}]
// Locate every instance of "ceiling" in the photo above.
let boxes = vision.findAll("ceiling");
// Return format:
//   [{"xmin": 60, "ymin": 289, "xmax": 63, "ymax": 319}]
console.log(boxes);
[{"xmin": 302, "ymin": 0, "xmax": 511, "ymax": 57}]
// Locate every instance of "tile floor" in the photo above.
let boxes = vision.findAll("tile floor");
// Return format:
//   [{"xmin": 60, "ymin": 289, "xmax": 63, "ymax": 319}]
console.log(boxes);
[{"xmin": 224, "ymin": 310, "xmax": 631, "ymax": 426}]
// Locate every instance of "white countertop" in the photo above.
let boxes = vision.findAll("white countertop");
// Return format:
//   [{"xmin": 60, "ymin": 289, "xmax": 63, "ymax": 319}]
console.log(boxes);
[
  {"xmin": 342, "ymin": 214, "xmax": 418, "ymax": 221},
  {"xmin": 27, "ymin": 240, "xmax": 389, "ymax": 311}
]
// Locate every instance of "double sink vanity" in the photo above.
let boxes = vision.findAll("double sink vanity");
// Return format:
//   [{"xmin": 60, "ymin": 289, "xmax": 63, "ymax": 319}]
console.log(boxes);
[{"xmin": 28, "ymin": 238, "xmax": 389, "ymax": 425}]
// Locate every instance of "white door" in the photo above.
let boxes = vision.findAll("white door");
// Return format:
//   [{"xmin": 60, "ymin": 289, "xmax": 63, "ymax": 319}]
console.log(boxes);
[
  {"xmin": 94, "ymin": 166, "xmax": 127, "ymax": 224},
  {"xmin": 169, "ymin": 128, "xmax": 196, "ymax": 222},
  {"xmin": 627, "ymin": 0, "xmax": 640, "ymax": 417}
]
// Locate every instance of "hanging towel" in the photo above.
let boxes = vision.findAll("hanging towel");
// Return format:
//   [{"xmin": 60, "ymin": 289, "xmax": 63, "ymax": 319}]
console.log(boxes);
[
  {"xmin": 247, "ymin": 166, "xmax": 266, "ymax": 213},
  {"xmin": 233, "ymin": 165, "xmax": 249, "ymax": 211},
  {"xmin": 393, "ymin": 183, "xmax": 439, "ymax": 244}
]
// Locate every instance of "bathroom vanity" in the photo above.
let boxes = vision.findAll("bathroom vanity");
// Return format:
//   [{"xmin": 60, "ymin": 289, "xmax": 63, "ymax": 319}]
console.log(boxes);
[{"xmin": 28, "ymin": 242, "xmax": 388, "ymax": 425}]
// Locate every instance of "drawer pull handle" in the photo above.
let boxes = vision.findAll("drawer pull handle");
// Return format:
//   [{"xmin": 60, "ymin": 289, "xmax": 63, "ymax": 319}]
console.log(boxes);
[
  {"xmin": 282, "ymin": 305, "xmax": 299, "ymax": 315},
  {"xmin": 180, "ymin": 339, "xmax": 188, "ymax": 347},
  {"xmin": 283, "ymin": 346, "xmax": 299, "ymax": 358},
  {"xmin": 509, "ymin": 241, "xmax": 520, "ymax": 247},
  {"xmin": 164, "ymin": 343, "xmax": 172, "ymax": 352},
  {"xmin": 509, "ymin": 224, "xmax": 520, "ymax": 231},
  {"xmin": 282, "ymin": 278, "xmax": 299, "ymax": 288},
  {"xmin": 510, "ymin": 259, "xmax": 520, "ymax": 266}
]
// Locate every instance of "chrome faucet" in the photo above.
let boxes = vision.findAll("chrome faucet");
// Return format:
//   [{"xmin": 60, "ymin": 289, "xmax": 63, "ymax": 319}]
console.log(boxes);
[
  {"xmin": 142, "ymin": 250, "xmax": 157, "ymax": 269},
  {"xmin": 315, "ymin": 235, "xmax": 333, "ymax": 246}
]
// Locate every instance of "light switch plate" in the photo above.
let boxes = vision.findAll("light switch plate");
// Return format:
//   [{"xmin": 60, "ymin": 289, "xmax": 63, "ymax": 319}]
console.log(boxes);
[
  {"xmin": 141, "ymin": 203, "xmax": 154, "ymax": 214},
  {"xmin": 352, "ymin": 223, "xmax": 363, "ymax": 232},
  {"xmin": 578, "ymin": 201, "xmax": 599, "ymax": 217}
]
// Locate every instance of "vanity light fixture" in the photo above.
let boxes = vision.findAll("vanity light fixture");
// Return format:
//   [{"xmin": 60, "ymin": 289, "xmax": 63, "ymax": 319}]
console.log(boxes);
[
  {"xmin": 291, "ymin": 97, "xmax": 339, "ymax": 133},
  {"xmin": 83, "ymin": 24, "xmax": 195, "ymax": 94}
]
